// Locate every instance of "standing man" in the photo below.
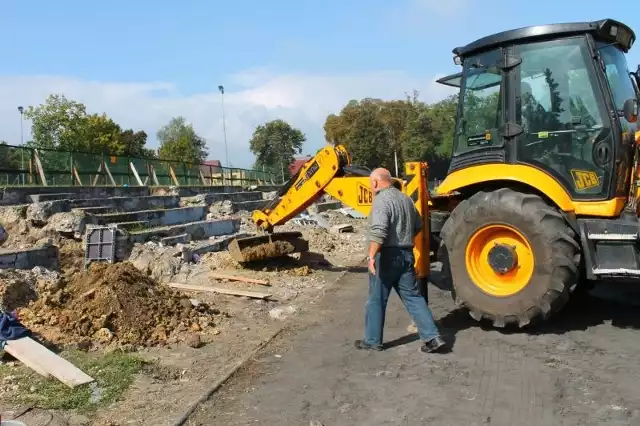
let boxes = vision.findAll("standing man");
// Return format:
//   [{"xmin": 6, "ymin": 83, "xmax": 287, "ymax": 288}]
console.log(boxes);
[{"xmin": 355, "ymin": 168, "xmax": 446, "ymax": 353}]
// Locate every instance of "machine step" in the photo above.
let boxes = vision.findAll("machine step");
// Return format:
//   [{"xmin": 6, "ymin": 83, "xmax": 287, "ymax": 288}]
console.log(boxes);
[{"xmin": 578, "ymin": 218, "xmax": 640, "ymax": 280}]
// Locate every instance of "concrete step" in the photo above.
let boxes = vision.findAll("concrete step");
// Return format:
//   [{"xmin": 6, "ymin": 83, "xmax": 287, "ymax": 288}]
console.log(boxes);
[
  {"xmin": 190, "ymin": 233, "xmax": 251, "ymax": 255},
  {"xmin": 111, "ymin": 221, "xmax": 148, "ymax": 231},
  {"xmin": 1, "ymin": 186, "xmax": 150, "ymax": 205},
  {"xmin": 182, "ymin": 191, "xmax": 265, "ymax": 205},
  {"xmin": 27, "ymin": 193, "xmax": 75, "ymax": 202},
  {"xmin": 128, "ymin": 218, "xmax": 240, "ymax": 244},
  {"xmin": 26, "ymin": 195, "xmax": 182, "ymax": 224},
  {"xmin": 0, "ymin": 245, "xmax": 59, "ymax": 270},
  {"xmin": 89, "ymin": 206, "xmax": 207, "ymax": 227},
  {"xmin": 73, "ymin": 205, "xmax": 116, "ymax": 215},
  {"xmin": 231, "ymin": 199, "xmax": 270, "ymax": 212}
]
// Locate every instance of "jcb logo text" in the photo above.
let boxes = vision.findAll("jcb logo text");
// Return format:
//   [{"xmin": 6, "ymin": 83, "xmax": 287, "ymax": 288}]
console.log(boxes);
[
  {"xmin": 571, "ymin": 169, "xmax": 600, "ymax": 190},
  {"xmin": 357, "ymin": 184, "xmax": 373, "ymax": 205}
]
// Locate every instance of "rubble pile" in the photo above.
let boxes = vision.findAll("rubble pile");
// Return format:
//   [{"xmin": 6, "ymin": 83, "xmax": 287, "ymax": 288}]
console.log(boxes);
[
  {"xmin": 18, "ymin": 262, "xmax": 221, "ymax": 347},
  {"xmin": 0, "ymin": 266, "xmax": 60, "ymax": 311}
]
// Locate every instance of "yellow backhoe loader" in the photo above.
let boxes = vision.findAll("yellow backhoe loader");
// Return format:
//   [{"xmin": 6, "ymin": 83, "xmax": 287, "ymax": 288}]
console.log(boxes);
[{"xmin": 230, "ymin": 18, "xmax": 640, "ymax": 328}]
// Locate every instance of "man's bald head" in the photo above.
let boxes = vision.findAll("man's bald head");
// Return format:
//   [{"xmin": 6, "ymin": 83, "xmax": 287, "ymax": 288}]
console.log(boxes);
[{"xmin": 370, "ymin": 167, "xmax": 392, "ymax": 193}]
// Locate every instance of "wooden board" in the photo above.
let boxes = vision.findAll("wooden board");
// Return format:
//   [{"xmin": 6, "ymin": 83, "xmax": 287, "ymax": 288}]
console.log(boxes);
[
  {"xmin": 129, "ymin": 162, "xmax": 144, "ymax": 186},
  {"xmin": 168, "ymin": 283, "xmax": 272, "ymax": 299},
  {"xmin": 4, "ymin": 337, "xmax": 94, "ymax": 388},
  {"xmin": 33, "ymin": 149, "xmax": 48, "ymax": 186},
  {"xmin": 208, "ymin": 272, "xmax": 270, "ymax": 286}
]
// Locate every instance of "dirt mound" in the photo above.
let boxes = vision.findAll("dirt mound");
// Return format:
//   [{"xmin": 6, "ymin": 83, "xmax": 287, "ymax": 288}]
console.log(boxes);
[
  {"xmin": 239, "ymin": 240, "xmax": 295, "ymax": 262},
  {"xmin": 0, "ymin": 267, "xmax": 60, "ymax": 311},
  {"xmin": 19, "ymin": 262, "xmax": 220, "ymax": 347}
]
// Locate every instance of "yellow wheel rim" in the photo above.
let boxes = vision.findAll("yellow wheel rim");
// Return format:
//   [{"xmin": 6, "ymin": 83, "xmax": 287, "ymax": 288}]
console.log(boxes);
[{"xmin": 465, "ymin": 224, "xmax": 535, "ymax": 297}]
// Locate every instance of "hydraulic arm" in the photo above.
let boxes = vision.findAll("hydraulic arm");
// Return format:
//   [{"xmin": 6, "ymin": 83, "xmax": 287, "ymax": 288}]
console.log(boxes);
[{"xmin": 228, "ymin": 144, "xmax": 432, "ymax": 284}]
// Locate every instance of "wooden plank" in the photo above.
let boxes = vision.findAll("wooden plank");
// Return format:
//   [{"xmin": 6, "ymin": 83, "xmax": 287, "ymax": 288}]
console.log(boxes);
[
  {"xmin": 168, "ymin": 283, "xmax": 271, "ymax": 299},
  {"xmin": 129, "ymin": 162, "xmax": 144, "ymax": 186},
  {"xmin": 102, "ymin": 161, "xmax": 116, "ymax": 185},
  {"xmin": 208, "ymin": 272, "xmax": 270, "ymax": 286},
  {"xmin": 33, "ymin": 149, "xmax": 48, "ymax": 186},
  {"xmin": 150, "ymin": 165, "xmax": 160, "ymax": 186},
  {"xmin": 169, "ymin": 165, "xmax": 180, "ymax": 186},
  {"xmin": 92, "ymin": 162, "xmax": 104, "ymax": 186},
  {"xmin": 199, "ymin": 169, "xmax": 208, "ymax": 186},
  {"xmin": 72, "ymin": 166, "xmax": 83, "ymax": 186},
  {"xmin": 4, "ymin": 337, "xmax": 94, "ymax": 388}
]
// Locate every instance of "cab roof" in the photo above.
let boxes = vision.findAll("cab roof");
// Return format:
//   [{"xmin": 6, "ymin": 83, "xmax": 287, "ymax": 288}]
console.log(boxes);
[{"xmin": 453, "ymin": 18, "xmax": 635, "ymax": 58}]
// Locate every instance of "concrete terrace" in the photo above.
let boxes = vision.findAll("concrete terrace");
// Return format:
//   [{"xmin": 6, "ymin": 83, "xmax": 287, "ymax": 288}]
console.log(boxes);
[{"xmin": 0, "ymin": 184, "xmax": 283, "ymax": 269}]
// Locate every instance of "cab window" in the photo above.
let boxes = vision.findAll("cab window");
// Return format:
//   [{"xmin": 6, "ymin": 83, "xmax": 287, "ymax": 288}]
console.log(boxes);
[
  {"xmin": 598, "ymin": 43, "xmax": 638, "ymax": 141},
  {"xmin": 453, "ymin": 49, "xmax": 503, "ymax": 156},
  {"xmin": 517, "ymin": 37, "xmax": 611, "ymax": 199}
]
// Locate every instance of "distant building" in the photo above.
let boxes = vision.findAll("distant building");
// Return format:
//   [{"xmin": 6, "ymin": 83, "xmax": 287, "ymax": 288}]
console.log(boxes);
[
  {"xmin": 200, "ymin": 160, "xmax": 222, "ymax": 175},
  {"xmin": 288, "ymin": 156, "xmax": 312, "ymax": 175}
]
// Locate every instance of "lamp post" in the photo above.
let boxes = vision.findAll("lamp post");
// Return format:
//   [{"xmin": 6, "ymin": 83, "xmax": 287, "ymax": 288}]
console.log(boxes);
[
  {"xmin": 17, "ymin": 106, "xmax": 24, "ymax": 145},
  {"xmin": 218, "ymin": 85, "xmax": 229, "ymax": 169},
  {"xmin": 17, "ymin": 106, "xmax": 24, "ymax": 184}
]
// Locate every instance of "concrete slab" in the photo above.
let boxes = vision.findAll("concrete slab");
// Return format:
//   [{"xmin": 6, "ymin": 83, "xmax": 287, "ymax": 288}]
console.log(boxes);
[
  {"xmin": 27, "ymin": 193, "xmax": 75, "ymax": 202},
  {"xmin": 26, "ymin": 195, "xmax": 182, "ymax": 224},
  {"xmin": 231, "ymin": 199, "xmax": 270, "ymax": 212},
  {"xmin": 111, "ymin": 221, "xmax": 148, "ymax": 231},
  {"xmin": 0, "ymin": 245, "xmax": 59, "ymax": 270},
  {"xmin": 183, "ymin": 191, "xmax": 264, "ymax": 205},
  {"xmin": 160, "ymin": 233, "xmax": 192, "ymax": 246},
  {"xmin": 0, "ymin": 186, "xmax": 151, "ymax": 205},
  {"xmin": 309, "ymin": 201, "xmax": 342, "ymax": 213},
  {"xmin": 190, "ymin": 233, "xmax": 251, "ymax": 255},
  {"xmin": 89, "ymin": 206, "xmax": 207, "ymax": 227},
  {"xmin": 128, "ymin": 218, "xmax": 240, "ymax": 244}
]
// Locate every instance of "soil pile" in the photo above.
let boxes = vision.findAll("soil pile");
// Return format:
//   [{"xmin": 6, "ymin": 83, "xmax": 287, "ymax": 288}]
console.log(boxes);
[
  {"xmin": 239, "ymin": 240, "xmax": 295, "ymax": 262},
  {"xmin": 0, "ymin": 267, "xmax": 60, "ymax": 311},
  {"xmin": 19, "ymin": 262, "xmax": 220, "ymax": 347}
]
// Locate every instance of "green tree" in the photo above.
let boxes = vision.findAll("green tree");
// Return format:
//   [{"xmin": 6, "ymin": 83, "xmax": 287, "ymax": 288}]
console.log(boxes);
[
  {"xmin": 24, "ymin": 94, "xmax": 153, "ymax": 157},
  {"xmin": 249, "ymin": 119, "xmax": 306, "ymax": 182},
  {"xmin": 157, "ymin": 117, "xmax": 208, "ymax": 164},
  {"xmin": 323, "ymin": 93, "xmax": 459, "ymax": 179},
  {"xmin": 24, "ymin": 94, "xmax": 89, "ymax": 151},
  {"xmin": 119, "ymin": 129, "xmax": 153, "ymax": 157}
]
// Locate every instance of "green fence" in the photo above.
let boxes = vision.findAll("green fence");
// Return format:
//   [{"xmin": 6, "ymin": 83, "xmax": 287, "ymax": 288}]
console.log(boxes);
[{"xmin": 0, "ymin": 144, "xmax": 277, "ymax": 187}]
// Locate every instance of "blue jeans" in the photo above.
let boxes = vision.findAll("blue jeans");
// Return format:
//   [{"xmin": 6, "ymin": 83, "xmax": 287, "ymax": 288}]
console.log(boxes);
[{"xmin": 364, "ymin": 247, "xmax": 440, "ymax": 346}]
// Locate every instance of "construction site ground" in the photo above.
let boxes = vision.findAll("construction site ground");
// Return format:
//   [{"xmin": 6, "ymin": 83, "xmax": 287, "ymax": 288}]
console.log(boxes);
[
  {"xmin": 0, "ymin": 193, "xmax": 369, "ymax": 426},
  {"xmin": 1, "ymin": 188, "xmax": 640, "ymax": 425},
  {"xmin": 187, "ymin": 268, "xmax": 640, "ymax": 426}
]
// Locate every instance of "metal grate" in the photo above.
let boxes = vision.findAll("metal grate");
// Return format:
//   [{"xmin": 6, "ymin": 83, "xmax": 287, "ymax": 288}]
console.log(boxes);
[{"xmin": 84, "ymin": 226, "xmax": 116, "ymax": 268}]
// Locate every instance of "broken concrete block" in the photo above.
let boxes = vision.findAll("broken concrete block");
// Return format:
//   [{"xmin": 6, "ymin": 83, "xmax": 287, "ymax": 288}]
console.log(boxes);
[
  {"xmin": 308, "ymin": 201, "xmax": 342, "ymax": 214},
  {"xmin": 331, "ymin": 224, "xmax": 354, "ymax": 233}
]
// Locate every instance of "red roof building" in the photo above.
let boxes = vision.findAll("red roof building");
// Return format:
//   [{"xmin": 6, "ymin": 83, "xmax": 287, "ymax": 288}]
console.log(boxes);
[
  {"xmin": 200, "ymin": 160, "xmax": 222, "ymax": 175},
  {"xmin": 289, "ymin": 156, "xmax": 312, "ymax": 175}
]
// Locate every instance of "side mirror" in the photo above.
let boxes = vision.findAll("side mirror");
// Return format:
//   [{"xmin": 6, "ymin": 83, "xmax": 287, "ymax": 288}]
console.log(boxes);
[{"xmin": 623, "ymin": 98, "xmax": 639, "ymax": 123}]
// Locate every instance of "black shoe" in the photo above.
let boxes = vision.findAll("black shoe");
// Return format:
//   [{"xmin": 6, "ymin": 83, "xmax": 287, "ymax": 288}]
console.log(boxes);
[
  {"xmin": 420, "ymin": 336, "xmax": 446, "ymax": 353},
  {"xmin": 354, "ymin": 339, "xmax": 383, "ymax": 351}
]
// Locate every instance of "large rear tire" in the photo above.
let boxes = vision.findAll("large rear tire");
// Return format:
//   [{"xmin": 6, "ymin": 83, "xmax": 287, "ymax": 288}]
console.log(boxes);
[{"xmin": 438, "ymin": 188, "xmax": 580, "ymax": 328}]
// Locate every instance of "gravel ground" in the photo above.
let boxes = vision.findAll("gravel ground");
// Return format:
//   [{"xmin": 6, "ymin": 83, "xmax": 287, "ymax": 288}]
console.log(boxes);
[{"xmin": 188, "ymin": 264, "xmax": 640, "ymax": 426}]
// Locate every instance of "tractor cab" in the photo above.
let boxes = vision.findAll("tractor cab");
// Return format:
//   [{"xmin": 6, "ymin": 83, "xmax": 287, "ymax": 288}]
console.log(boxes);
[{"xmin": 437, "ymin": 19, "xmax": 639, "ymax": 203}]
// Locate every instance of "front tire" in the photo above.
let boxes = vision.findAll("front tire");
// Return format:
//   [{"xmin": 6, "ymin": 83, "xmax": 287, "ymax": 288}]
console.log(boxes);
[{"xmin": 438, "ymin": 188, "xmax": 580, "ymax": 328}]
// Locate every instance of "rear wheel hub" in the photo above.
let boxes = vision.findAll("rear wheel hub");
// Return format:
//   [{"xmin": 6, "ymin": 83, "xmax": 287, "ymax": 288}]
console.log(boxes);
[
  {"xmin": 465, "ymin": 224, "xmax": 535, "ymax": 297},
  {"xmin": 488, "ymin": 243, "xmax": 518, "ymax": 274}
]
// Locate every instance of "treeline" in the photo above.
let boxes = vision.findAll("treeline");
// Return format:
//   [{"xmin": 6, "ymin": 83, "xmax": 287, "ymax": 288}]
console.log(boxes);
[
  {"xmin": 324, "ymin": 91, "xmax": 457, "ymax": 178},
  {"xmin": 6, "ymin": 94, "xmax": 209, "ymax": 165},
  {"xmin": 249, "ymin": 91, "xmax": 458, "ymax": 181}
]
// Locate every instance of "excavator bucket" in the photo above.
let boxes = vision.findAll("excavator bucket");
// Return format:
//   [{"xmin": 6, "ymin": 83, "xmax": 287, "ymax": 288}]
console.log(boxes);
[{"xmin": 228, "ymin": 231, "xmax": 309, "ymax": 263}]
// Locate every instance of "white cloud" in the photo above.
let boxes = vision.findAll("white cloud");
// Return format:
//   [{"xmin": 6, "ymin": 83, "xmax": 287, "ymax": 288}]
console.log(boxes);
[{"xmin": 0, "ymin": 69, "xmax": 456, "ymax": 168}]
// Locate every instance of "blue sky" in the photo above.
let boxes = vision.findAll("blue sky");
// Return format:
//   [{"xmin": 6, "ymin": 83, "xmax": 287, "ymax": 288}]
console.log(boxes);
[{"xmin": 0, "ymin": 0, "xmax": 637, "ymax": 167}]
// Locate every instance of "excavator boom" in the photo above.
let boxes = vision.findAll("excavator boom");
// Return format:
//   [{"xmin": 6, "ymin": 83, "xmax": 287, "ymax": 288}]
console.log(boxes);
[{"xmin": 228, "ymin": 145, "xmax": 431, "ymax": 283}]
